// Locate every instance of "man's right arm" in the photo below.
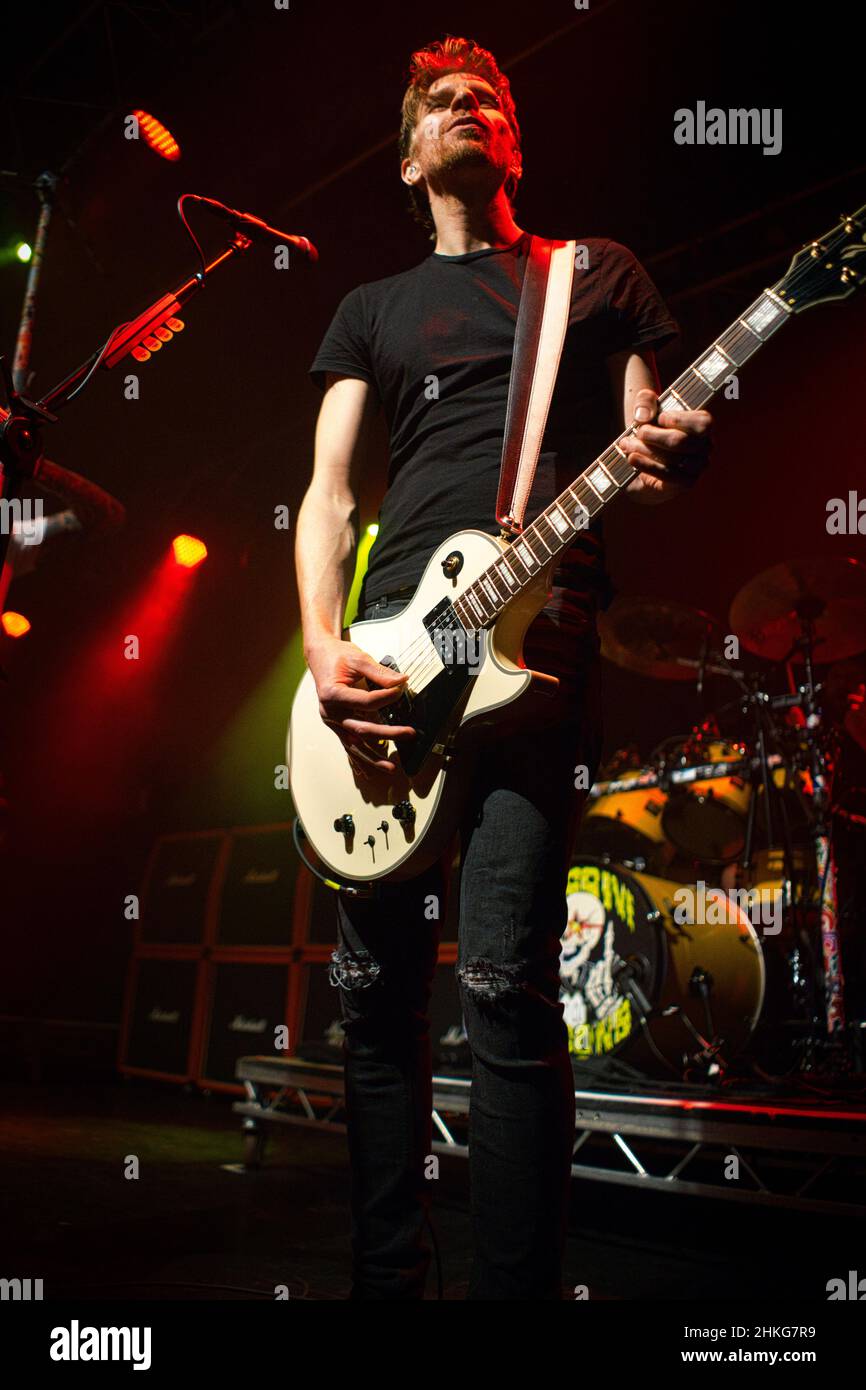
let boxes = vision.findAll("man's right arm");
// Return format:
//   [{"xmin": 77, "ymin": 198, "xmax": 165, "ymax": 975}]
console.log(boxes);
[
  {"xmin": 295, "ymin": 373, "xmax": 370, "ymax": 657},
  {"xmin": 294, "ymin": 373, "xmax": 415, "ymax": 772}
]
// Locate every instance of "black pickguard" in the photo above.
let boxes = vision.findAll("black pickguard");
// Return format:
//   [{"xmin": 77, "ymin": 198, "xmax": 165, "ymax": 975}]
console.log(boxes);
[{"xmin": 379, "ymin": 598, "xmax": 478, "ymax": 777}]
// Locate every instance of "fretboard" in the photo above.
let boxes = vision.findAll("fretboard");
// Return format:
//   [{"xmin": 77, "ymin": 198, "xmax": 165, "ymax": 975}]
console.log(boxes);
[{"xmin": 451, "ymin": 285, "xmax": 792, "ymax": 633}]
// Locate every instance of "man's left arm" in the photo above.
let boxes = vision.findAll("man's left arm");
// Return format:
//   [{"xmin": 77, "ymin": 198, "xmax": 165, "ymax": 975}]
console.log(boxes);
[{"xmin": 606, "ymin": 348, "xmax": 713, "ymax": 504}]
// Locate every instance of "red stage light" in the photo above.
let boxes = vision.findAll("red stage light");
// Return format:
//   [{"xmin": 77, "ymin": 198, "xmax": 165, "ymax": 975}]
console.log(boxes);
[
  {"xmin": 172, "ymin": 535, "xmax": 207, "ymax": 569},
  {"xmin": 2, "ymin": 611, "xmax": 31, "ymax": 637},
  {"xmin": 132, "ymin": 109, "xmax": 181, "ymax": 162}
]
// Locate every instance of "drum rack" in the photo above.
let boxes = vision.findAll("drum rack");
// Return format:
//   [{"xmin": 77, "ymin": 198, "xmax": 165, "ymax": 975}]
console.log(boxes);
[{"xmin": 231, "ymin": 1054, "xmax": 866, "ymax": 1217}]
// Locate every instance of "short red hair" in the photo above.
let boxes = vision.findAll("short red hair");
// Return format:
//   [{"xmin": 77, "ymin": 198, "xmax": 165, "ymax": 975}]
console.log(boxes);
[{"xmin": 399, "ymin": 36, "xmax": 522, "ymax": 232}]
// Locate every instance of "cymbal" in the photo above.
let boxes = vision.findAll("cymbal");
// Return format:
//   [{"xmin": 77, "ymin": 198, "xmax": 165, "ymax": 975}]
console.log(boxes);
[
  {"xmin": 598, "ymin": 596, "xmax": 720, "ymax": 681},
  {"xmin": 729, "ymin": 556, "xmax": 866, "ymax": 664}
]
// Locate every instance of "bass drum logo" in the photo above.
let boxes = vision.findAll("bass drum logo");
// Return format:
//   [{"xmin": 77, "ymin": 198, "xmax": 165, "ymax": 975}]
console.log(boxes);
[{"xmin": 559, "ymin": 861, "xmax": 659, "ymax": 1060}]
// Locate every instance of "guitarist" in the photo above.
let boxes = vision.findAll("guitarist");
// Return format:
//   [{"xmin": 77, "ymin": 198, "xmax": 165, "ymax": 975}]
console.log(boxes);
[{"xmin": 295, "ymin": 35, "xmax": 712, "ymax": 1299}]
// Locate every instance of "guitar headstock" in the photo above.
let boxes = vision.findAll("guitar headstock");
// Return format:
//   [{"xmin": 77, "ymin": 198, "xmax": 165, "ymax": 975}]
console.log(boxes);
[{"xmin": 774, "ymin": 202, "xmax": 866, "ymax": 311}]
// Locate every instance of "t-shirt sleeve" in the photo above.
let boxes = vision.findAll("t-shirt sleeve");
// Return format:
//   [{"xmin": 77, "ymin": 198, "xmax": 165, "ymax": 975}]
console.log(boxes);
[
  {"xmin": 309, "ymin": 285, "xmax": 376, "ymax": 392},
  {"xmin": 601, "ymin": 240, "xmax": 679, "ymax": 354}
]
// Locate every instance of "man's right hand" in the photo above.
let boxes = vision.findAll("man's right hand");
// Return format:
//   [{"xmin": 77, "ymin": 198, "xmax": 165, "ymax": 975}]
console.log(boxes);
[{"xmin": 306, "ymin": 635, "xmax": 416, "ymax": 775}]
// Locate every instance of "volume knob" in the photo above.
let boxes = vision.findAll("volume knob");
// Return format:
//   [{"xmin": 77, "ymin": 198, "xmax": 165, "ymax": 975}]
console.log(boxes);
[
  {"xmin": 333, "ymin": 814, "xmax": 355, "ymax": 834},
  {"xmin": 392, "ymin": 800, "xmax": 416, "ymax": 824}
]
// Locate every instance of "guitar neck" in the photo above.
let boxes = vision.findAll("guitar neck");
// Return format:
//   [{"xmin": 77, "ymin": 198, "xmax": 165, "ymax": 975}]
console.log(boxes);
[{"xmin": 452, "ymin": 283, "xmax": 793, "ymax": 633}]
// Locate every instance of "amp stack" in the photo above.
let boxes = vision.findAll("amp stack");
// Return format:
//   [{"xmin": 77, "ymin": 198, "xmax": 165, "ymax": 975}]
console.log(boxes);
[{"xmin": 118, "ymin": 822, "xmax": 465, "ymax": 1091}]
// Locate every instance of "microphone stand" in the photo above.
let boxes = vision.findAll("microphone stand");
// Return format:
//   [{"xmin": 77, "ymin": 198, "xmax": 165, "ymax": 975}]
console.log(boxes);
[
  {"xmin": 0, "ymin": 229, "xmax": 256, "ymax": 580},
  {"xmin": 12, "ymin": 171, "xmax": 59, "ymax": 394}
]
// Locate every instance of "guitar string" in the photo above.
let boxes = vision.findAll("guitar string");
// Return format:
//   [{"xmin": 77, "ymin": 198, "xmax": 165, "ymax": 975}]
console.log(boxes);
[
  {"xmin": 388, "ymin": 370, "xmax": 726, "ymax": 690},
  {"xmin": 391, "ymin": 316, "xmax": 768, "ymax": 683},
  {"xmin": 393, "ymin": 300, "xmax": 803, "ymax": 684},
  {"xmin": 391, "ymin": 411, "xmax": 683, "ymax": 685},
  {"xmin": 369, "ymin": 233, "xmax": 859, "ymax": 696},
  {"xmin": 390, "ymin": 458, "xmax": 634, "ymax": 684},
  {"xmin": 388, "ymin": 324, "xmax": 756, "ymax": 691}
]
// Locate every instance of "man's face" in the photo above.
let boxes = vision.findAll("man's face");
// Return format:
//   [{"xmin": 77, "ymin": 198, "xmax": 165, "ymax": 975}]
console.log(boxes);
[{"xmin": 403, "ymin": 70, "xmax": 521, "ymax": 198}]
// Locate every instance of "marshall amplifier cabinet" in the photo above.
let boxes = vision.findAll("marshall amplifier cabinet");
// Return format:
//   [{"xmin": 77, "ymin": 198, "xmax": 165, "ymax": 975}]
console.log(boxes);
[
  {"xmin": 137, "ymin": 831, "xmax": 227, "ymax": 947},
  {"xmin": 215, "ymin": 825, "xmax": 301, "ymax": 949},
  {"xmin": 119, "ymin": 957, "xmax": 201, "ymax": 1081},
  {"xmin": 197, "ymin": 958, "xmax": 292, "ymax": 1089}
]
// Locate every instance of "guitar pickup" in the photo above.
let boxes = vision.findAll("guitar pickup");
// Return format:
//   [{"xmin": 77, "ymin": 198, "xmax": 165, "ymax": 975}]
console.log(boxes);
[{"xmin": 378, "ymin": 654, "xmax": 416, "ymax": 727}]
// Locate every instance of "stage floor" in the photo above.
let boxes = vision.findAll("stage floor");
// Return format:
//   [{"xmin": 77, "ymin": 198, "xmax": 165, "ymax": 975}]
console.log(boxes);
[{"xmin": 2, "ymin": 1078, "xmax": 863, "ymax": 1301}]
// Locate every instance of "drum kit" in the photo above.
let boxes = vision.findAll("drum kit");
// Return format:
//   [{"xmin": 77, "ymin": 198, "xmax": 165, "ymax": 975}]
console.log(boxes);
[{"xmin": 562, "ymin": 555, "xmax": 866, "ymax": 1083}]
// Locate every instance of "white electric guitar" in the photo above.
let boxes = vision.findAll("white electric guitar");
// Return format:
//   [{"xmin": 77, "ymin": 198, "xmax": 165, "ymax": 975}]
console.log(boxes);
[{"xmin": 288, "ymin": 205, "xmax": 865, "ymax": 883}]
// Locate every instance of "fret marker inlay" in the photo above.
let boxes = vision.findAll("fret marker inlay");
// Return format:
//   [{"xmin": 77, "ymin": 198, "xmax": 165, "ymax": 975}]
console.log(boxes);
[
  {"xmin": 515, "ymin": 541, "xmax": 535, "ymax": 567},
  {"xmin": 588, "ymin": 465, "xmax": 613, "ymax": 493},
  {"xmin": 745, "ymin": 298, "xmax": 782, "ymax": 336},
  {"xmin": 695, "ymin": 348, "xmax": 729, "ymax": 383}
]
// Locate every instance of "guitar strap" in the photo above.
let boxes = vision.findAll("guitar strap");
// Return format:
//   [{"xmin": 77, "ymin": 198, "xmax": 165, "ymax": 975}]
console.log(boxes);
[{"xmin": 495, "ymin": 235, "xmax": 576, "ymax": 535}]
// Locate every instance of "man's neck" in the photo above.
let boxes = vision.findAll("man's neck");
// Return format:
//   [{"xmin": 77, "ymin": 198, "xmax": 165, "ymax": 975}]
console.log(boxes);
[{"xmin": 430, "ymin": 190, "xmax": 523, "ymax": 257}]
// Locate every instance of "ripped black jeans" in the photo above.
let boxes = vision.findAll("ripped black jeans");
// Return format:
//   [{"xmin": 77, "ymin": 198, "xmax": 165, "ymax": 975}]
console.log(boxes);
[{"xmin": 332, "ymin": 589, "xmax": 603, "ymax": 1300}]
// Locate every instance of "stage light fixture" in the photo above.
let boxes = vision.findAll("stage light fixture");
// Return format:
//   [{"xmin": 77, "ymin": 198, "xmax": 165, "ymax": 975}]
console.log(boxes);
[
  {"xmin": 2, "ymin": 611, "xmax": 31, "ymax": 637},
  {"xmin": 132, "ymin": 109, "xmax": 181, "ymax": 162},
  {"xmin": 172, "ymin": 534, "xmax": 207, "ymax": 569}
]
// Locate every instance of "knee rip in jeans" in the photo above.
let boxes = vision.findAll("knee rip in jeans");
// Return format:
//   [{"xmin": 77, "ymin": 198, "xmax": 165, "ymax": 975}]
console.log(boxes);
[
  {"xmin": 457, "ymin": 956, "xmax": 525, "ymax": 1002},
  {"xmin": 329, "ymin": 948, "xmax": 381, "ymax": 992}
]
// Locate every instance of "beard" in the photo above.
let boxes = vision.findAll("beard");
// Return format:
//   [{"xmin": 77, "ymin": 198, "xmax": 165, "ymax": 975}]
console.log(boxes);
[{"xmin": 424, "ymin": 128, "xmax": 511, "ymax": 197}]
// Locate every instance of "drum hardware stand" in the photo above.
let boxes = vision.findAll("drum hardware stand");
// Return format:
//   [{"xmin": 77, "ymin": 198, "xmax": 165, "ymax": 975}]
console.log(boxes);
[
  {"xmin": 612, "ymin": 956, "xmax": 682, "ymax": 1078},
  {"xmin": 682, "ymin": 967, "xmax": 732, "ymax": 1080},
  {"xmin": 611, "ymin": 955, "xmax": 731, "ymax": 1082},
  {"xmin": 783, "ymin": 617, "xmax": 852, "ymax": 1071},
  {"xmin": 713, "ymin": 660, "xmax": 831, "ymax": 1071},
  {"xmin": 659, "ymin": 987, "xmax": 731, "ymax": 1083},
  {"xmin": 689, "ymin": 965, "xmax": 716, "ymax": 1038}
]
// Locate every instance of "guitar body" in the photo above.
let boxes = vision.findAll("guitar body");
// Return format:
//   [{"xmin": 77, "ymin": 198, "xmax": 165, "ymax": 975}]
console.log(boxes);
[{"xmin": 288, "ymin": 529, "xmax": 559, "ymax": 882}]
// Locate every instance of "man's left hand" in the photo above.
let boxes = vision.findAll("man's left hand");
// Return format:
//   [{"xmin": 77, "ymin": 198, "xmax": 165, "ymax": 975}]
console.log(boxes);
[{"xmin": 620, "ymin": 387, "xmax": 712, "ymax": 503}]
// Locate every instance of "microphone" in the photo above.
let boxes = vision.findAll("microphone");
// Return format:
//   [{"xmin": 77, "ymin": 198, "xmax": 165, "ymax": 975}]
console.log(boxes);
[
  {"xmin": 612, "ymin": 954, "xmax": 654, "ymax": 1017},
  {"xmin": 185, "ymin": 194, "xmax": 318, "ymax": 261}
]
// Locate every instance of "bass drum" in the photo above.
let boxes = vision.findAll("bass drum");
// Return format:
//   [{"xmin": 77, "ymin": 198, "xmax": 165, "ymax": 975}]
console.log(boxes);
[{"xmin": 559, "ymin": 859, "xmax": 765, "ymax": 1075}]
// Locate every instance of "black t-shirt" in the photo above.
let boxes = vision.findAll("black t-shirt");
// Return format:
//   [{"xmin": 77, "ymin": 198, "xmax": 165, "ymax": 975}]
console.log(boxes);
[{"xmin": 309, "ymin": 232, "xmax": 677, "ymax": 634}]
